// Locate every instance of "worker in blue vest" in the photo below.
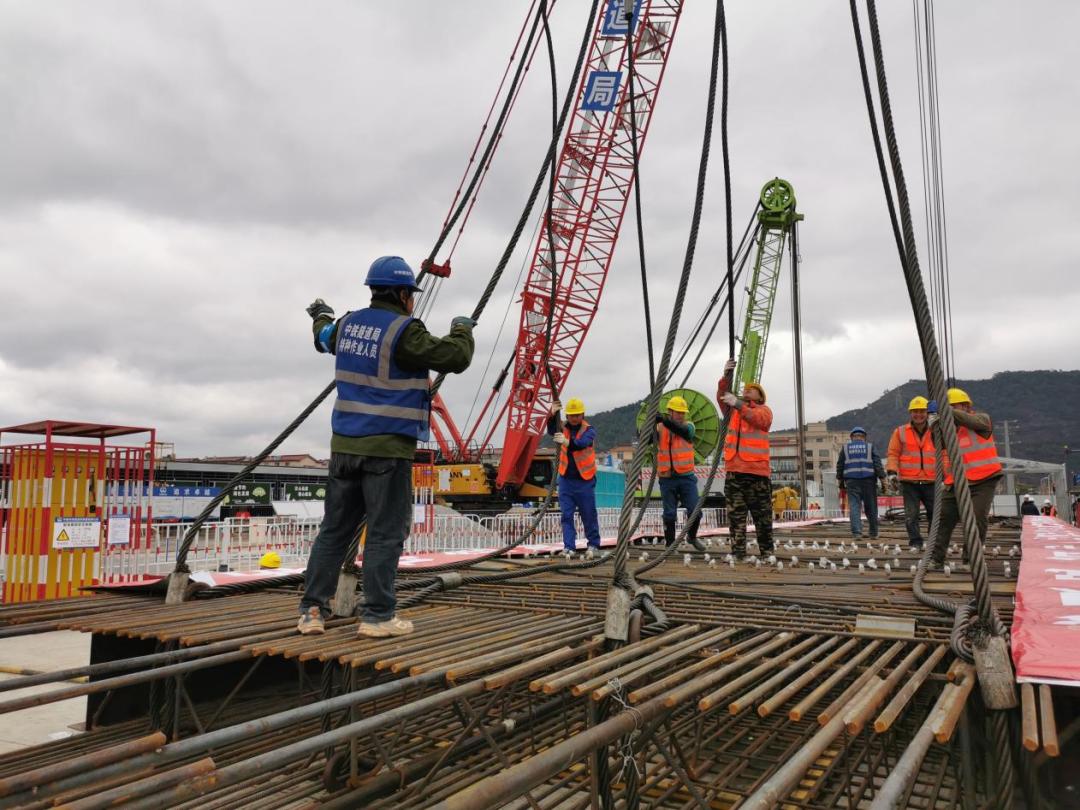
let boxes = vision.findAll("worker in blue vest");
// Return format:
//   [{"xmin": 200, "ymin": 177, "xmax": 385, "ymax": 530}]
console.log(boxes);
[
  {"xmin": 836, "ymin": 426, "xmax": 886, "ymax": 539},
  {"xmin": 548, "ymin": 398, "xmax": 602, "ymax": 556},
  {"xmin": 297, "ymin": 256, "xmax": 475, "ymax": 638}
]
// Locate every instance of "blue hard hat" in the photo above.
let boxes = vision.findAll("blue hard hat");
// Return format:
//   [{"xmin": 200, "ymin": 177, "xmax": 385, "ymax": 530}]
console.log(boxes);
[
  {"xmin": 365, "ymin": 256, "xmax": 422, "ymax": 291},
  {"xmin": 850, "ymin": 426, "xmax": 867, "ymax": 436}
]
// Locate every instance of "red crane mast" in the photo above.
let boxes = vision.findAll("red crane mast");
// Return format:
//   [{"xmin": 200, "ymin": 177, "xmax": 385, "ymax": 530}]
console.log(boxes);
[{"xmin": 496, "ymin": 0, "xmax": 684, "ymax": 488}]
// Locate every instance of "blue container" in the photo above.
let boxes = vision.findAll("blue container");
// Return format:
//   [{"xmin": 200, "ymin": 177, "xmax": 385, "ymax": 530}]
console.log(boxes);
[{"xmin": 594, "ymin": 465, "xmax": 626, "ymax": 509}]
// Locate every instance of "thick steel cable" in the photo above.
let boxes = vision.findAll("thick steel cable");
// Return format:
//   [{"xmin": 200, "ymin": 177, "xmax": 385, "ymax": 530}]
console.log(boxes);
[
  {"xmin": 335, "ymin": 0, "xmax": 601, "ymax": 577},
  {"xmin": 625, "ymin": 10, "xmax": 656, "ymax": 389},
  {"xmin": 418, "ymin": 4, "xmax": 547, "ymax": 278},
  {"xmin": 610, "ymin": 0, "xmax": 728, "ymax": 592},
  {"xmin": 854, "ymin": 0, "xmax": 1002, "ymax": 635},
  {"xmin": 172, "ymin": 381, "xmax": 336, "ymax": 571},
  {"xmin": 855, "ymin": 2, "xmax": 1016, "ymax": 804}
]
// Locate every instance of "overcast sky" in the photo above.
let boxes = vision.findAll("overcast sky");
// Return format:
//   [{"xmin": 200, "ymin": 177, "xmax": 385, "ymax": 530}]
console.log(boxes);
[{"xmin": 1, "ymin": 1, "xmax": 1076, "ymax": 457}]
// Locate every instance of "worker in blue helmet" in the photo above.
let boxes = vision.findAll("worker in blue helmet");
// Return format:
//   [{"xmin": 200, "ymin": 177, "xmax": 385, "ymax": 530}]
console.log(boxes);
[
  {"xmin": 836, "ymin": 426, "xmax": 886, "ymax": 540},
  {"xmin": 297, "ymin": 256, "xmax": 476, "ymax": 639}
]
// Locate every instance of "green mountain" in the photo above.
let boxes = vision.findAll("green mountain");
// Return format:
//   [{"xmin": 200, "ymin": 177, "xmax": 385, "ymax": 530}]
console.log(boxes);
[{"xmin": 583, "ymin": 371, "xmax": 1080, "ymax": 477}]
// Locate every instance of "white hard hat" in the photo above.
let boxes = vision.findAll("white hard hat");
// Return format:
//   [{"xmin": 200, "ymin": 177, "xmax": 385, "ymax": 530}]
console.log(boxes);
[
  {"xmin": 1044, "ymin": 498, "xmax": 1052, "ymax": 505},
  {"xmin": 1023, "ymin": 495, "xmax": 1033, "ymax": 502}
]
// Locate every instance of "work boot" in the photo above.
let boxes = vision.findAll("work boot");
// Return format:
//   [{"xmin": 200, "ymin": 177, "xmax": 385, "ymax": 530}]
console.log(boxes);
[
  {"xmin": 663, "ymin": 519, "xmax": 677, "ymax": 548},
  {"xmin": 296, "ymin": 606, "xmax": 325, "ymax": 636},
  {"xmin": 687, "ymin": 519, "xmax": 706, "ymax": 552},
  {"xmin": 357, "ymin": 616, "xmax": 415, "ymax": 638}
]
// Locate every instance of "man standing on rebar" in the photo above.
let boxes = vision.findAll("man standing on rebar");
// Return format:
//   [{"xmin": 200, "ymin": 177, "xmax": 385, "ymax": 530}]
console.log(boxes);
[
  {"xmin": 886, "ymin": 396, "xmax": 936, "ymax": 550},
  {"xmin": 548, "ymin": 398, "xmax": 601, "ymax": 556},
  {"xmin": 837, "ymin": 427, "xmax": 886, "ymax": 539},
  {"xmin": 928, "ymin": 388, "xmax": 1003, "ymax": 569},
  {"xmin": 718, "ymin": 360, "xmax": 775, "ymax": 560},
  {"xmin": 297, "ymin": 256, "xmax": 475, "ymax": 638},
  {"xmin": 654, "ymin": 396, "xmax": 706, "ymax": 551}
]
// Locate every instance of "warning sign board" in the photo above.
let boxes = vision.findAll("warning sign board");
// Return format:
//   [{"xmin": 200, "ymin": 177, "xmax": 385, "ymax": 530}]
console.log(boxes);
[
  {"xmin": 53, "ymin": 517, "xmax": 102, "ymax": 550},
  {"xmin": 107, "ymin": 515, "xmax": 132, "ymax": 546}
]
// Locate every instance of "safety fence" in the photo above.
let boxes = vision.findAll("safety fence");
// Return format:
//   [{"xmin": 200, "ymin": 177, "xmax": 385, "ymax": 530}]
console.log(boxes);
[{"xmin": 11, "ymin": 507, "xmax": 847, "ymax": 586}]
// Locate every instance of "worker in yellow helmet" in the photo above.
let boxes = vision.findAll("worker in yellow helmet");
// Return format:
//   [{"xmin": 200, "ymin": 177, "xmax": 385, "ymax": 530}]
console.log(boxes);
[
  {"xmin": 548, "ymin": 397, "xmax": 600, "ymax": 556},
  {"xmin": 717, "ymin": 359, "xmax": 775, "ymax": 560},
  {"xmin": 653, "ymin": 395, "xmax": 706, "ymax": 551},
  {"xmin": 886, "ymin": 395, "xmax": 935, "ymax": 550},
  {"xmin": 927, "ymin": 387, "xmax": 1003, "ymax": 569}
]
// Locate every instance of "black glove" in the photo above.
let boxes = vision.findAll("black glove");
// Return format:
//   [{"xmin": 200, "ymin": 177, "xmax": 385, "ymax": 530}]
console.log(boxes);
[
  {"xmin": 306, "ymin": 298, "xmax": 334, "ymax": 321},
  {"xmin": 654, "ymin": 414, "xmax": 664, "ymax": 424}
]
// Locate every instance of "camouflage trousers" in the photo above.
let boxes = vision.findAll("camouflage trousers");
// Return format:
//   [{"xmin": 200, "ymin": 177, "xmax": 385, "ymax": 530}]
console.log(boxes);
[{"xmin": 725, "ymin": 472, "xmax": 774, "ymax": 554}]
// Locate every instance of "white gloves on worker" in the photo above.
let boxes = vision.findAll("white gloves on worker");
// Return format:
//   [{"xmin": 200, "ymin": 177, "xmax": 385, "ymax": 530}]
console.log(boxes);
[
  {"xmin": 553, "ymin": 434, "xmax": 569, "ymax": 446},
  {"xmin": 721, "ymin": 392, "xmax": 739, "ymax": 408},
  {"xmin": 927, "ymin": 413, "xmax": 939, "ymax": 428}
]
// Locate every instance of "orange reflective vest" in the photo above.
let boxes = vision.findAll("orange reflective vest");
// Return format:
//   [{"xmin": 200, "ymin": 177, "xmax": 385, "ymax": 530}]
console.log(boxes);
[
  {"xmin": 724, "ymin": 407, "xmax": 771, "ymax": 477},
  {"xmin": 558, "ymin": 421, "xmax": 596, "ymax": 481},
  {"xmin": 895, "ymin": 424, "xmax": 935, "ymax": 482},
  {"xmin": 943, "ymin": 426, "xmax": 1002, "ymax": 485},
  {"xmin": 657, "ymin": 424, "xmax": 695, "ymax": 477}
]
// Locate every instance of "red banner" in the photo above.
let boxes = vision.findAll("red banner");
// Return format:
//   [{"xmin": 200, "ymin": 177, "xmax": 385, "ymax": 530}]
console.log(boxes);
[{"xmin": 1012, "ymin": 516, "xmax": 1080, "ymax": 684}]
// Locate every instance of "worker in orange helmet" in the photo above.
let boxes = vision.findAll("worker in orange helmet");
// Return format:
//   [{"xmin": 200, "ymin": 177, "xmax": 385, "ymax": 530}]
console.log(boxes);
[
  {"xmin": 886, "ymin": 395, "xmax": 936, "ymax": 550},
  {"xmin": 927, "ymin": 388, "xmax": 1003, "ymax": 569},
  {"xmin": 717, "ymin": 359, "xmax": 774, "ymax": 561}
]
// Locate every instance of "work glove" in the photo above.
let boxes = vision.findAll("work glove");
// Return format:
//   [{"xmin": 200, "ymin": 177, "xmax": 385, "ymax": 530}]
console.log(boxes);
[
  {"xmin": 654, "ymin": 414, "xmax": 664, "ymax": 424},
  {"xmin": 720, "ymin": 392, "xmax": 739, "ymax": 408},
  {"xmin": 451, "ymin": 316, "xmax": 477, "ymax": 330},
  {"xmin": 553, "ymin": 433, "xmax": 569, "ymax": 446},
  {"xmin": 550, "ymin": 401, "xmax": 562, "ymax": 416},
  {"xmin": 887, "ymin": 472, "xmax": 899, "ymax": 490},
  {"xmin": 723, "ymin": 358, "xmax": 736, "ymax": 375},
  {"xmin": 306, "ymin": 298, "xmax": 334, "ymax": 321},
  {"xmin": 927, "ymin": 413, "xmax": 939, "ymax": 429}
]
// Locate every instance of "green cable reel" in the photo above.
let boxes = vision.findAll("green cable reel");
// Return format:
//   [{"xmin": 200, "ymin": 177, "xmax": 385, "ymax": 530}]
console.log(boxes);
[{"xmin": 635, "ymin": 388, "xmax": 721, "ymax": 464}]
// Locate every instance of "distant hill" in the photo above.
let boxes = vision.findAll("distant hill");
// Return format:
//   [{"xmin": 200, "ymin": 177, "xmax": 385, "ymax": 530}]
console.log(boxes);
[{"xmin": 582, "ymin": 371, "xmax": 1080, "ymax": 473}]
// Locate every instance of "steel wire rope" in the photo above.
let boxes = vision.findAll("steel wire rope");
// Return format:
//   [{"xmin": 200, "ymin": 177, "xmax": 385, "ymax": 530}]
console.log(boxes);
[
  {"xmin": 624, "ymin": 9, "xmax": 656, "ymax": 389},
  {"xmin": 608, "ymin": 0, "xmax": 730, "ymax": 598},
  {"xmin": 621, "ymin": 219, "xmax": 757, "ymax": 547},
  {"xmin": 624, "ymin": 0, "xmax": 739, "ymax": 582},
  {"xmin": 333, "ymin": 0, "xmax": 602, "ymax": 584},
  {"xmin": 852, "ymin": 1, "xmax": 1016, "ymax": 802},
  {"xmin": 170, "ymin": 8, "xmax": 552, "ymax": 574}
]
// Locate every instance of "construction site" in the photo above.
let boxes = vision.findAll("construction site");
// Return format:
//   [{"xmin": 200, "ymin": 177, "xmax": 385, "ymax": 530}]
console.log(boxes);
[{"xmin": 1, "ymin": 2, "xmax": 1078, "ymax": 809}]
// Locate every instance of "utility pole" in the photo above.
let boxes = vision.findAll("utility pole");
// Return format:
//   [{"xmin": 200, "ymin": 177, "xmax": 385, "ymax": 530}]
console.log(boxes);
[{"xmin": 1001, "ymin": 420, "xmax": 1019, "ymax": 517}]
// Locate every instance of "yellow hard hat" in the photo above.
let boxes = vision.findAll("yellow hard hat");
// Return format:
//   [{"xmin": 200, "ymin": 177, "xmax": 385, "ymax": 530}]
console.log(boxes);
[
  {"xmin": 666, "ymin": 395, "xmax": 690, "ymax": 413},
  {"xmin": 947, "ymin": 387, "xmax": 971, "ymax": 406},
  {"xmin": 908, "ymin": 396, "xmax": 929, "ymax": 411},
  {"xmin": 564, "ymin": 397, "xmax": 586, "ymax": 415},
  {"xmin": 259, "ymin": 551, "xmax": 281, "ymax": 569},
  {"xmin": 743, "ymin": 382, "xmax": 767, "ymax": 404}
]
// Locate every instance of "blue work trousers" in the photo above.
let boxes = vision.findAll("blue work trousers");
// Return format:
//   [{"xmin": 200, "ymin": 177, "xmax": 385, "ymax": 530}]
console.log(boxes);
[
  {"xmin": 558, "ymin": 476, "xmax": 601, "ymax": 550},
  {"xmin": 300, "ymin": 452, "xmax": 412, "ymax": 623},
  {"xmin": 845, "ymin": 477, "xmax": 879, "ymax": 537},
  {"xmin": 659, "ymin": 474, "xmax": 699, "ymax": 522}
]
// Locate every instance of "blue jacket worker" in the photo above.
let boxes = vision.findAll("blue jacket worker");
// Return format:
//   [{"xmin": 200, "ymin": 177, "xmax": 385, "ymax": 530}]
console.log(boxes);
[
  {"xmin": 547, "ymin": 397, "xmax": 601, "ymax": 555},
  {"xmin": 654, "ymin": 396, "xmax": 706, "ymax": 551},
  {"xmin": 836, "ymin": 426, "xmax": 886, "ymax": 539},
  {"xmin": 297, "ymin": 256, "xmax": 474, "ymax": 639}
]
